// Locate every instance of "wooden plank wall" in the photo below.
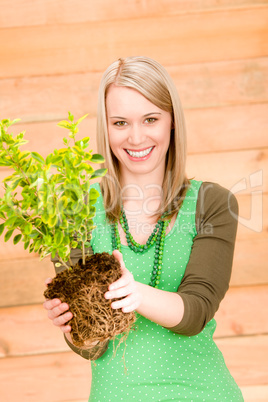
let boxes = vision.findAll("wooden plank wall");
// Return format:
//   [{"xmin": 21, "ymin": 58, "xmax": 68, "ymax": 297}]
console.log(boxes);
[{"xmin": 0, "ymin": 1, "xmax": 268, "ymax": 401}]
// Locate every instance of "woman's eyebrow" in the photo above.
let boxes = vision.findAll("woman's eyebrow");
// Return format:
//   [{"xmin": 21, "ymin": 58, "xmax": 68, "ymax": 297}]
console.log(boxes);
[
  {"xmin": 109, "ymin": 112, "xmax": 162, "ymax": 119},
  {"xmin": 144, "ymin": 112, "xmax": 161, "ymax": 117}
]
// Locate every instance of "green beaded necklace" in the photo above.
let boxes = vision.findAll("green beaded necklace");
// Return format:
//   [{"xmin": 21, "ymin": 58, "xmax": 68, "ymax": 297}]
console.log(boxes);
[{"xmin": 111, "ymin": 208, "xmax": 171, "ymax": 288}]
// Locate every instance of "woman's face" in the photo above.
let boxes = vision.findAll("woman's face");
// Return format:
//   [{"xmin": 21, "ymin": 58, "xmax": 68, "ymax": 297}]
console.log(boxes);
[{"xmin": 106, "ymin": 84, "xmax": 172, "ymax": 179}]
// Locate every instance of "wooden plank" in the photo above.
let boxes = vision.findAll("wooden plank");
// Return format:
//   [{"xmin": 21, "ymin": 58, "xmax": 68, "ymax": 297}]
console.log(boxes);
[
  {"xmin": 187, "ymin": 103, "xmax": 268, "ymax": 154},
  {"xmin": 1, "ymin": 1, "xmax": 267, "ymax": 28},
  {"xmin": 1, "ymin": 285, "xmax": 267, "ymax": 358},
  {"xmin": 215, "ymin": 335, "xmax": 268, "ymax": 386},
  {"xmin": 236, "ymin": 193, "xmax": 268, "ymax": 240},
  {"xmin": 0, "ymin": 72, "xmax": 101, "ymax": 123},
  {"xmin": 0, "ymin": 304, "xmax": 68, "ymax": 357},
  {"xmin": 0, "ymin": 352, "xmax": 91, "ymax": 402},
  {"xmin": 187, "ymin": 148, "xmax": 268, "ymax": 194},
  {"xmin": 240, "ymin": 385, "xmax": 268, "ymax": 401},
  {"xmin": 232, "ymin": 237, "xmax": 268, "ymax": 286},
  {"xmin": 214, "ymin": 285, "xmax": 268, "ymax": 338},
  {"xmin": 168, "ymin": 57, "xmax": 268, "ymax": 109},
  {"xmin": 1, "ymin": 58, "xmax": 268, "ymax": 122},
  {"xmin": 0, "ymin": 8, "xmax": 268, "ymax": 78},
  {"xmin": 0, "ymin": 257, "xmax": 55, "ymax": 307}
]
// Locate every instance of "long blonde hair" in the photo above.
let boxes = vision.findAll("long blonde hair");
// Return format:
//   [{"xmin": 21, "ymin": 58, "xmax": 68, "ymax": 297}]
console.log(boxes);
[{"xmin": 96, "ymin": 56, "xmax": 189, "ymax": 221}]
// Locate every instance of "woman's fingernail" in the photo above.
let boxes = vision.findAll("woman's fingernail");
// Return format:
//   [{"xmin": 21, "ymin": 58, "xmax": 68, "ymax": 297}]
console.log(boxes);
[{"xmin": 105, "ymin": 292, "xmax": 111, "ymax": 299}]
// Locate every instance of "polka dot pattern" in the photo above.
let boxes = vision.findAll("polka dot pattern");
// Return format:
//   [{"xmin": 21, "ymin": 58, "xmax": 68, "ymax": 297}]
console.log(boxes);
[{"xmin": 88, "ymin": 181, "xmax": 244, "ymax": 401}]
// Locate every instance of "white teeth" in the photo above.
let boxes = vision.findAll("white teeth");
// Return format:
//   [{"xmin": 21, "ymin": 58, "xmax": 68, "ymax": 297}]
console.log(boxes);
[{"xmin": 126, "ymin": 146, "xmax": 153, "ymax": 158}]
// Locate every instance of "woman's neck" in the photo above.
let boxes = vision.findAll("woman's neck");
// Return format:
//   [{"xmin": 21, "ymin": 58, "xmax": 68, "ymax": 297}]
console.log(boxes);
[{"xmin": 120, "ymin": 171, "xmax": 164, "ymax": 216}]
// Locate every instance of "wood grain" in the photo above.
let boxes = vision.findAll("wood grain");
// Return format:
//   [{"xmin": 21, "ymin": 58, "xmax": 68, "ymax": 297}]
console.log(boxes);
[
  {"xmin": 240, "ymin": 385, "xmax": 268, "ymax": 402},
  {"xmin": 0, "ymin": 8, "xmax": 268, "ymax": 78},
  {"xmin": 232, "ymin": 237, "xmax": 268, "ymax": 286},
  {"xmin": 187, "ymin": 148, "xmax": 268, "ymax": 193},
  {"xmin": 214, "ymin": 285, "xmax": 268, "ymax": 337},
  {"xmin": 236, "ymin": 193, "xmax": 268, "ymax": 240},
  {"xmin": 0, "ymin": 352, "xmax": 91, "ymax": 402},
  {"xmin": 1, "ymin": 1, "xmax": 268, "ymax": 28},
  {"xmin": 0, "ymin": 304, "xmax": 68, "ymax": 357},
  {"xmin": 215, "ymin": 335, "xmax": 268, "ymax": 386},
  {"xmin": 0, "ymin": 257, "xmax": 54, "ymax": 307}
]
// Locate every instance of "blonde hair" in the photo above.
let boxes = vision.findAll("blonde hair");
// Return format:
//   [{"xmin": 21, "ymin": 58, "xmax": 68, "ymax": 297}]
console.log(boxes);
[{"xmin": 96, "ymin": 56, "xmax": 189, "ymax": 221}]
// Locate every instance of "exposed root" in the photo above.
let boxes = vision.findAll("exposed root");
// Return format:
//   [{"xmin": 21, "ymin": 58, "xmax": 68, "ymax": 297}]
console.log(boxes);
[{"xmin": 44, "ymin": 252, "xmax": 136, "ymax": 347}]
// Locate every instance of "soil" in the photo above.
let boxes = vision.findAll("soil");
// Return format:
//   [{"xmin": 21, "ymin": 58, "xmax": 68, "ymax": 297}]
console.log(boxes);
[{"xmin": 44, "ymin": 252, "xmax": 136, "ymax": 347}]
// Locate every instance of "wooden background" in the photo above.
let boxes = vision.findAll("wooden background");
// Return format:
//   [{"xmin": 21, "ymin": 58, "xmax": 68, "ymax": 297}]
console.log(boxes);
[{"xmin": 0, "ymin": 1, "xmax": 268, "ymax": 401}]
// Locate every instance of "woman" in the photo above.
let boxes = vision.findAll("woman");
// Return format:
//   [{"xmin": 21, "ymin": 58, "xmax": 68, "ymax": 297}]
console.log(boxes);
[{"xmin": 44, "ymin": 56, "xmax": 244, "ymax": 401}]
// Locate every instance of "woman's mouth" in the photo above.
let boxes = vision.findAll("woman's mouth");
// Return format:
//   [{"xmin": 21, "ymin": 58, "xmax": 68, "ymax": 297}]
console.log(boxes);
[{"xmin": 125, "ymin": 146, "xmax": 154, "ymax": 159}]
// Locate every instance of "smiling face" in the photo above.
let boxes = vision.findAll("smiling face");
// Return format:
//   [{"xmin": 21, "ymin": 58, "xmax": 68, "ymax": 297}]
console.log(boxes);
[{"xmin": 106, "ymin": 85, "xmax": 172, "ymax": 181}]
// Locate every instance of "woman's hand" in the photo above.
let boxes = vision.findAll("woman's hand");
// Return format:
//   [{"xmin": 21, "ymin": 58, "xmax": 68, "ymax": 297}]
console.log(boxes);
[
  {"xmin": 104, "ymin": 250, "xmax": 142, "ymax": 313},
  {"xmin": 43, "ymin": 278, "xmax": 73, "ymax": 334}
]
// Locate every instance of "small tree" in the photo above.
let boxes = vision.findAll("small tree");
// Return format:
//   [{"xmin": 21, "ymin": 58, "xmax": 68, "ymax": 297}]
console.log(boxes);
[{"xmin": 0, "ymin": 112, "xmax": 107, "ymax": 267}]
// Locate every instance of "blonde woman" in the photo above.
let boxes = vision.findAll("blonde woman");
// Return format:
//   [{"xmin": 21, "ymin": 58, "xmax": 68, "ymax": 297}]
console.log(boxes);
[{"xmin": 44, "ymin": 57, "xmax": 244, "ymax": 401}]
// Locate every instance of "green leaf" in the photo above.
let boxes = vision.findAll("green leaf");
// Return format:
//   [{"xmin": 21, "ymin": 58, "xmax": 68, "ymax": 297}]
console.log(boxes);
[
  {"xmin": 77, "ymin": 114, "xmax": 88, "ymax": 125},
  {"xmin": 13, "ymin": 234, "xmax": 22, "ymax": 245},
  {"xmin": 47, "ymin": 214, "xmax": 58, "ymax": 228},
  {"xmin": 0, "ymin": 223, "xmax": 5, "ymax": 236},
  {"xmin": 89, "ymin": 188, "xmax": 100, "ymax": 200},
  {"xmin": 4, "ymin": 229, "xmax": 14, "ymax": 242},
  {"xmin": 31, "ymin": 152, "xmax": 45, "ymax": 164},
  {"xmin": 5, "ymin": 216, "xmax": 18, "ymax": 227},
  {"xmin": 34, "ymin": 239, "xmax": 42, "ymax": 252},
  {"xmin": 55, "ymin": 230, "xmax": 63, "ymax": 246},
  {"xmin": 41, "ymin": 211, "xmax": 50, "ymax": 224},
  {"xmin": 24, "ymin": 240, "xmax": 30, "ymax": 250},
  {"xmin": 70, "ymin": 240, "xmax": 78, "ymax": 248},
  {"xmin": 90, "ymin": 153, "xmax": 105, "ymax": 163},
  {"xmin": 29, "ymin": 243, "xmax": 34, "ymax": 253},
  {"xmin": 68, "ymin": 112, "xmax": 74, "ymax": 122},
  {"xmin": 90, "ymin": 168, "xmax": 107, "ymax": 179},
  {"xmin": 18, "ymin": 151, "xmax": 30, "ymax": 161},
  {"xmin": 44, "ymin": 235, "xmax": 52, "ymax": 246},
  {"xmin": 23, "ymin": 222, "xmax": 32, "ymax": 235},
  {"xmin": 73, "ymin": 146, "xmax": 84, "ymax": 156},
  {"xmin": 57, "ymin": 121, "xmax": 73, "ymax": 130},
  {"xmin": 10, "ymin": 178, "xmax": 23, "ymax": 190},
  {"xmin": 8, "ymin": 118, "xmax": 21, "ymax": 127}
]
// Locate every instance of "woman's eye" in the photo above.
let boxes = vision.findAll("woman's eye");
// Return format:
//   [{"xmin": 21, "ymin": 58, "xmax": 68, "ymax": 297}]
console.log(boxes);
[
  {"xmin": 115, "ymin": 121, "xmax": 127, "ymax": 126},
  {"xmin": 145, "ymin": 118, "xmax": 156, "ymax": 124}
]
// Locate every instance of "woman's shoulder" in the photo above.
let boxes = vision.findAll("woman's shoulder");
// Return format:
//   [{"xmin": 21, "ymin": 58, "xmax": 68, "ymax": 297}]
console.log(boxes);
[
  {"xmin": 195, "ymin": 181, "xmax": 239, "ymax": 230},
  {"xmin": 197, "ymin": 181, "xmax": 238, "ymax": 211}
]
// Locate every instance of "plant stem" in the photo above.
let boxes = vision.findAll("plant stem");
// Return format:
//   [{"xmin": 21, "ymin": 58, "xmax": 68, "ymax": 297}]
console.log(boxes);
[
  {"xmin": 58, "ymin": 258, "xmax": 69, "ymax": 269},
  {"xmin": 82, "ymin": 241, "xmax": 85, "ymax": 265}
]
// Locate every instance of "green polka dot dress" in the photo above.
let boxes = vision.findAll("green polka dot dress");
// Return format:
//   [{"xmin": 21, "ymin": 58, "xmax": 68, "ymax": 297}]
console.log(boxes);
[{"xmin": 89, "ymin": 180, "xmax": 244, "ymax": 401}]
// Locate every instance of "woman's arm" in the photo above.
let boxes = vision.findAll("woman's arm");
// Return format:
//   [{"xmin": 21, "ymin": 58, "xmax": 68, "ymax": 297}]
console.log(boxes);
[
  {"xmin": 105, "ymin": 182, "xmax": 239, "ymax": 335},
  {"xmin": 105, "ymin": 250, "xmax": 185, "ymax": 328}
]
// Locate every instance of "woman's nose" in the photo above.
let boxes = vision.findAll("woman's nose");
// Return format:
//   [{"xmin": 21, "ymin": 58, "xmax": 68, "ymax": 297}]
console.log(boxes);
[{"xmin": 127, "ymin": 124, "xmax": 146, "ymax": 145}]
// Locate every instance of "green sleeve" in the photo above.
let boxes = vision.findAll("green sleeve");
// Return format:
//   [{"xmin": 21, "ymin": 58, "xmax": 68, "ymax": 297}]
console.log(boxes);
[
  {"xmin": 167, "ymin": 182, "xmax": 239, "ymax": 336},
  {"xmin": 51, "ymin": 246, "xmax": 109, "ymax": 360}
]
